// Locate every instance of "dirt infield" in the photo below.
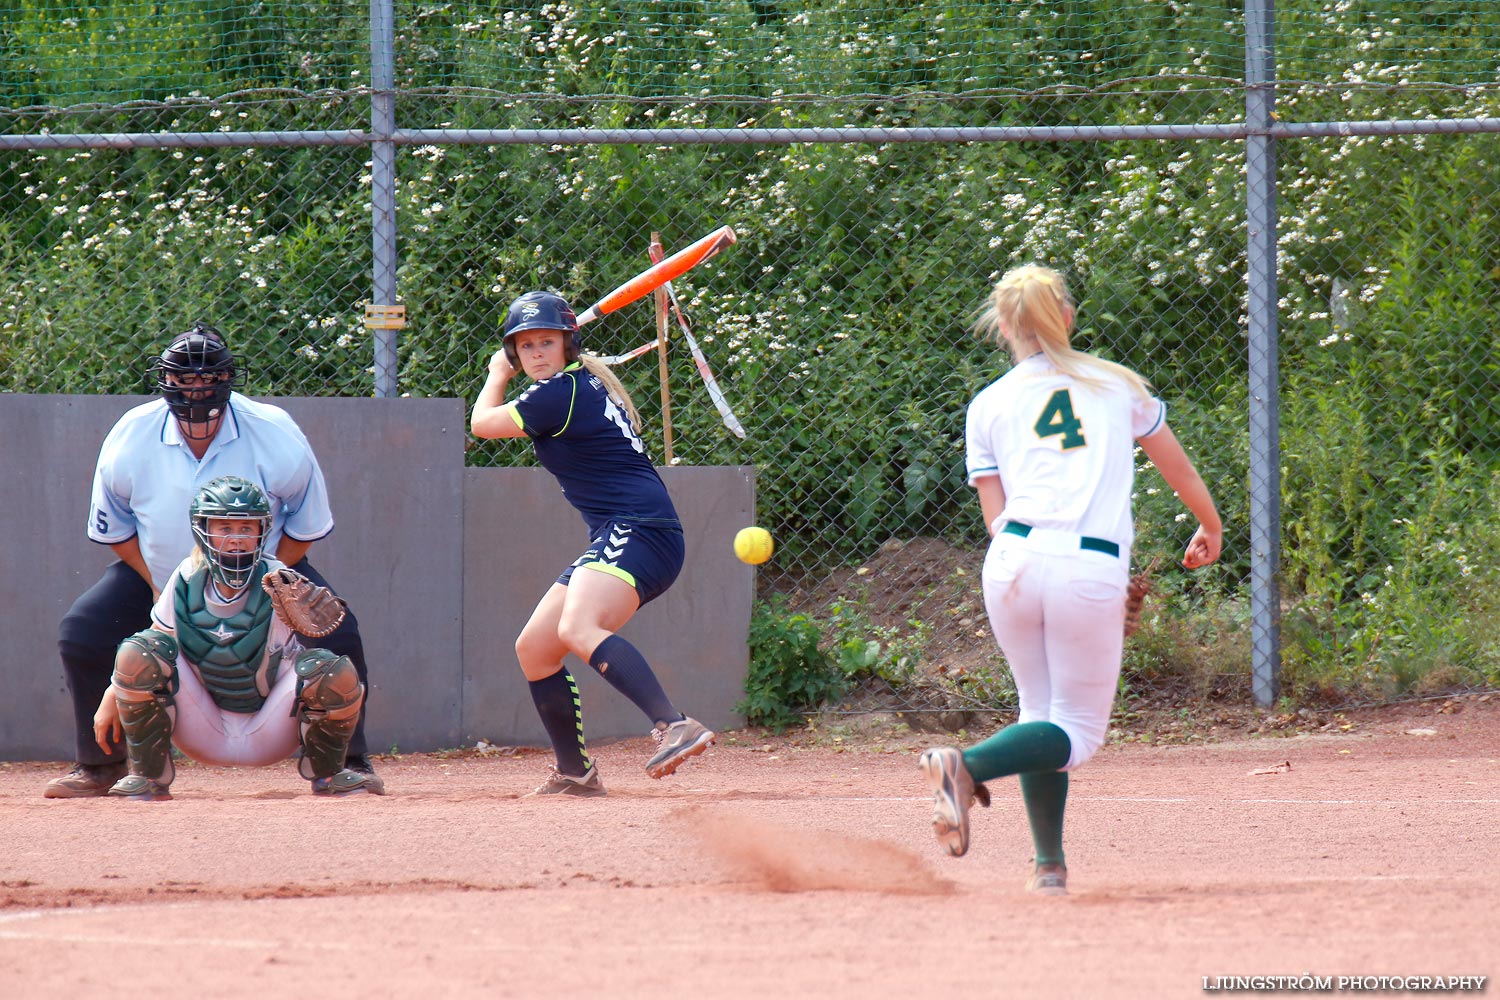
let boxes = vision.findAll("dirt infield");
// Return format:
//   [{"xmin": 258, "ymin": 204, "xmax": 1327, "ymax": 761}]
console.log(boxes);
[{"xmin": 3, "ymin": 697, "xmax": 1496, "ymax": 1000}]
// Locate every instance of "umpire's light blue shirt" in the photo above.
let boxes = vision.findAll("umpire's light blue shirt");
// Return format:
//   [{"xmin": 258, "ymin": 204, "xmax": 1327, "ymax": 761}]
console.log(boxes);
[{"xmin": 88, "ymin": 393, "xmax": 334, "ymax": 590}]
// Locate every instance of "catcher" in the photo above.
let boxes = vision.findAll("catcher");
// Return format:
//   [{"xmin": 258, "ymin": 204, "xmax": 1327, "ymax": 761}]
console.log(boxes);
[{"xmin": 92, "ymin": 476, "xmax": 380, "ymax": 799}]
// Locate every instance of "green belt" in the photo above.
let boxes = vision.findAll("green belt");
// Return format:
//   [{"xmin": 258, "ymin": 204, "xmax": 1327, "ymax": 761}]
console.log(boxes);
[{"xmin": 1002, "ymin": 521, "xmax": 1120, "ymax": 558}]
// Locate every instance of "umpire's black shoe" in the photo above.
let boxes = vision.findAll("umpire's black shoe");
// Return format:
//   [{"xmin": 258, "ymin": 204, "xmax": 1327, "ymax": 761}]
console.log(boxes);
[{"xmin": 341, "ymin": 754, "xmax": 386, "ymax": 795}]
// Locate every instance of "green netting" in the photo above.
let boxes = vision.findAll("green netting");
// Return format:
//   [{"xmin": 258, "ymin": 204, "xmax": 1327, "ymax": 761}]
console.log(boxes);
[
  {"xmin": 391, "ymin": 1, "xmax": 1245, "ymax": 99},
  {"xmin": 0, "ymin": 1, "xmax": 369, "ymax": 111},
  {"xmin": 6, "ymin": 3, "xmax": 1500, "ymax": 122},
  {"xmin": 1279, "ymin": 0, "xmax": 1500, "ymax": 87}
]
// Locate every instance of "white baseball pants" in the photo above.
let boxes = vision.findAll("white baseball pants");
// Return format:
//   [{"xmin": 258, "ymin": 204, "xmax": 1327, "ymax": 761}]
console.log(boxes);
[{"xmin": 982, "ymin": 527, "xmax": 1129, "ymax": 770}]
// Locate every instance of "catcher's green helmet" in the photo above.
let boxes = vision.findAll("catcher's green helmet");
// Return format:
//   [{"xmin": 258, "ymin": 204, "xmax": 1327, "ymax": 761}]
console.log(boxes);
[{"xmin": 189, "ymin": 475, "xmax": 272, "ymax": 591}]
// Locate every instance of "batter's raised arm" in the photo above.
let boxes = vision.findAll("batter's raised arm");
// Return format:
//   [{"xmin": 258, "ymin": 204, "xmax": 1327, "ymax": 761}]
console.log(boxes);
[
  {"xmin": 1137, "ymin": 425, "xmax": 1222, "ymax": 568},
  {"xmin": 470, "ymin": 349, "xmax": 525, "ymax": 439}
]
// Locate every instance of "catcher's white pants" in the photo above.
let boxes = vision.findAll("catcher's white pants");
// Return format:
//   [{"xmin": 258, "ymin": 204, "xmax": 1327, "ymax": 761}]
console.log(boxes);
[
  {"xmin": 982, "ymin": 528, "xmax": 1129, "ymax": 770},
  {"xmin": 170, "ymin": 654, "xmax": 302, "ymax": 767}
]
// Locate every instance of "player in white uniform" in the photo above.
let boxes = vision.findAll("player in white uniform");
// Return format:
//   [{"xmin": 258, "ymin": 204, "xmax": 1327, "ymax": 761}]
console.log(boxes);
[
  {"xmin": 919, "ymin": 265, "xmax": 1222, "ymax": 895},
  {"xmin": 47, "ymin": 325, "xmax": 382, "ymax": 797}
]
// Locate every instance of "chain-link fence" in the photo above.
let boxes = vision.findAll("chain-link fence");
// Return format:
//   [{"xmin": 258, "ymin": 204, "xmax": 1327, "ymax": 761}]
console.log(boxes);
[{"xmin": 4, "ymin": 2, "xmax": 1500, "ymax": 722}]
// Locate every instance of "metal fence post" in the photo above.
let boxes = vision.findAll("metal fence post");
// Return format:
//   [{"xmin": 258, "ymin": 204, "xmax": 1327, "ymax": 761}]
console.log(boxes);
[
  {"xmin": 1245, "ymin": 0, "xmax": 1282, "ymax": 707},
  {"xmin": 369, "ymin": 0, "xmax": 400, "ymax": 397}
]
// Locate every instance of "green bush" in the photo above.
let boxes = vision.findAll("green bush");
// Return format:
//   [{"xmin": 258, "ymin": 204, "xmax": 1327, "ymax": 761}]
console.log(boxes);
[{"xmin": 737, "ymin": 596, "xmax": 853, "ymax": 731}]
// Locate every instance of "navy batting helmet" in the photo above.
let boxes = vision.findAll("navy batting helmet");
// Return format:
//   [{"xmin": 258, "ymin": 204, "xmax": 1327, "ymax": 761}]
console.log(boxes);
[
  {"xmin": 502, "ymin": 291, "xmax": 581, "ymax": 368},
  {"xmin": 146, "ymin": 322, "xmax": 247, "ymax": 432}
]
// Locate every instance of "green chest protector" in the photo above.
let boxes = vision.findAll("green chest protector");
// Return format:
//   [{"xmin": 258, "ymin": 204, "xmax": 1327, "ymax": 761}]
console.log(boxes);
[{"xmin": 174, "ymin": 564, "xmax": 279, "ymax": 713}]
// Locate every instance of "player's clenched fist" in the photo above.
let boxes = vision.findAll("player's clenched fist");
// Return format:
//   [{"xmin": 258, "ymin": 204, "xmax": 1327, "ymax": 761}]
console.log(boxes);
[
  {"xmin": 488, "ymin": 347, "xmax": 517, "ymax": 381},
  {"xmin": 1182, "ymin": 523, "xmax": 1222, "ymax": 569}
]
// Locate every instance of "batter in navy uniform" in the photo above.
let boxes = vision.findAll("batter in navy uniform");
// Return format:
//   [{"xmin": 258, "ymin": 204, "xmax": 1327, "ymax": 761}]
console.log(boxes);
[{"xmin": 470, "ymin": 291, "xmax": 715, "ymax": 797}]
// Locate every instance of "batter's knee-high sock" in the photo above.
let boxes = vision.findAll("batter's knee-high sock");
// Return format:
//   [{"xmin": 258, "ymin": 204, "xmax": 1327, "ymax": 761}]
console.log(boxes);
[
  {"xmin": 1020, "ymin": 770, "xmax": 1069, "ymax": 867},
  {"xmin": 528, "ymin": 668, "xmax": 592, "ymax": 775},
  {"xmin": 961, "ymin": 721, "xmax": 1071, "ymax": 784},
  {"xmin": 587, "ymin": 634, "xmax": 679, "ymax": 727}
]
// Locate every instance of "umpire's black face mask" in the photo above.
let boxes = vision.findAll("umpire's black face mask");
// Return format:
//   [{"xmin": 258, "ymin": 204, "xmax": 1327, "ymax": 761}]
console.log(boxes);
[{"xmin": 161, "ymin": 372, "xmax": 234, "ymax": 437}]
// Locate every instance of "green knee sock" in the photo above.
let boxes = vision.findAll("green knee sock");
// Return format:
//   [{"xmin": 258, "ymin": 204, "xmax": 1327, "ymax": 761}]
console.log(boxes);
[
  {"xmin": 961, "ymin": 721, "xmax": 1071, "ymax": 783},
  {"xmin": 1020, "ymin": 770, "xmax": 1069, "ymax": 867}
]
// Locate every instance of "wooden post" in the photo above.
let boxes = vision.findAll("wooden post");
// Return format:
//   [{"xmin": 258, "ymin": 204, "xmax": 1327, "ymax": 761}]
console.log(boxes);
[{"xmin": 651, "ymin": 231, "xmax": 674, "ymax": 464}]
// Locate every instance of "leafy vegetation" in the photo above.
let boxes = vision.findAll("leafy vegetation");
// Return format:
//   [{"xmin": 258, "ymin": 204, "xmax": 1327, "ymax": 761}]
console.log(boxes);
[
  {"xmin": 3, "ymin": 2, "xmax": 1500, "ymax": 703},
  {"xmin": 737, "ymin": 596, "xmax": 853, "ymax": 731}
]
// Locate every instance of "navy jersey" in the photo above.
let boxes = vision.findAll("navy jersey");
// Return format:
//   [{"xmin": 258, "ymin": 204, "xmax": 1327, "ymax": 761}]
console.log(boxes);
[{"xmin": 513, "ymin": 363, "xmax": 681, "ymax": 535}]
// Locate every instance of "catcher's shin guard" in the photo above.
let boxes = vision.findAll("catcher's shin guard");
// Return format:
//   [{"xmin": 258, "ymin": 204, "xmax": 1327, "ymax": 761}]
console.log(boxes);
[
  {"xmin": 293, "ymin": 649, "xmax": 364, "ymax": 780},
  {"xmin": 112, "ymin": 630, "xmax": 180, "ymax": 786}
]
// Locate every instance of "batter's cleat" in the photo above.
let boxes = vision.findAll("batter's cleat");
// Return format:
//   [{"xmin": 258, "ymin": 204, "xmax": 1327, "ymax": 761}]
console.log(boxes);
[
  {"xmin": 43, "ymin": 762, "xmax": 129, "ymax": 799},
  {"xmin": 919, "ymin": 746, "xmax": 984, "ymax": 857},
  {"xmin": 107, "ymin": 774, "xmax": 172, "ymax": 801},
  {"xmin": 525, "ymin": 765, "xmax": 607, "ymax": 798},
  {"xmin": 1026, "ymin": 862, "xmax": 1068, "ymax": 896},
  {"xmin": 312, "ymin": 767, "xmax": 385, "ymax": 796},
  {"xmin": 645, "ymin": 717, "xmax": 715, "ymax": 778},
  {"xmin": 343, "ymin": 755, "xmax": 386, "ymax": 795}
]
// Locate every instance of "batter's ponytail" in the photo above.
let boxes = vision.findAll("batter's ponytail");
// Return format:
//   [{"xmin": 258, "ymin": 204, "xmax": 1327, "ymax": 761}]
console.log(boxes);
[
  {"xmin": 976, "ymin": 265, "xmax": 1152, "ymax": 401},
  {"xmin": 578, "ymin": 354, "xmax": 643, "ymax": 433}
]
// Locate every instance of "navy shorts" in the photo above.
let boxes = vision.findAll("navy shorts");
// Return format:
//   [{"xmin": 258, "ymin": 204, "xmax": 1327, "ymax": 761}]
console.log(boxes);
[{"xmin": 557, "ymin": 520, "xmax": 685, "ymax": 606}]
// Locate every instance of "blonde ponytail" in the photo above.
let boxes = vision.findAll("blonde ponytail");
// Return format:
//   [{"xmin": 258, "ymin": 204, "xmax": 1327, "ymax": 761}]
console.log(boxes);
[
  {"xmin": 578, "ymin": 354, "xmax": 643, "ymax": 432},
  {"xmin": 976, "ymin": 265, "xmax": 1152, "ymax": 401}
]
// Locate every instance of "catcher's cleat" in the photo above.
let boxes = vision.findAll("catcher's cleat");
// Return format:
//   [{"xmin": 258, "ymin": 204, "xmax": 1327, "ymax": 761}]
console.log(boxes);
[
  {"xmin": 1026, "ymin": 862, "xmax": 1068, "ymax": 896},
  {"xmin": 312, "ymin": 767, "xmax": 385, "ymax": 796},
  {"xmin": 919, "ymin": 747, "xmax": 982, "ymax": 858},
  {"xmin": 108, "ymin": 774, "xmax": 173, "ymax": 801},
  {"xmin": 43, "ymin": 762, "xmax": 129, "ymax": 799},
  {"xmin": 342, "ymin": 757, "xmax": 386, "ymax": 795},
  {"xmin": 344, "ymin": 754, "xmax": 385, "ymax": 794},
  {"xmin": 525, "ymin": 765, "xmax": 607, "ymax": 798},
  {"xmin": 645, "ymin": 717, "xmax": 715, "ymax": 778}
]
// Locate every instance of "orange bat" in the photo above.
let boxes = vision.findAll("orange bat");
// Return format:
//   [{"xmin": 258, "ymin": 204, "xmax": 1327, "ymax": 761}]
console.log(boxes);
[{"xmin": 575, "ymin": 225, "xmax": 736, "ymax": 327}]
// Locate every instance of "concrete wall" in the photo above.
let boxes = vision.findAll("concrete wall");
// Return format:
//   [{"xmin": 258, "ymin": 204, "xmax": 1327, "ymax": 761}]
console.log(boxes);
[
  {"xmin": 0, "ymin": 395, "xmax": 753, "ymax": 760},
  {"xmin": 463, "ymin": 465, "xmax": 755, "ymax": 746}
]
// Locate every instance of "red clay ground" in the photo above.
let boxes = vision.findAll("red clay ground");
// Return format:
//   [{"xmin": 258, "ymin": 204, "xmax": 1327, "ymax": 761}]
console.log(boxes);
[{"xmin": 2, "ymin": 696, "xmax": 1497, "ymax": 1000}]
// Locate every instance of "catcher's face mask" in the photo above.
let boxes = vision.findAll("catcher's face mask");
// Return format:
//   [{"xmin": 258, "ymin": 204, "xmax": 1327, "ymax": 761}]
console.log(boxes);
[
  {"xmin": 190, "ymin": 476, "xmax": 272, "ymax": 592},
  {"xmin": 193, "ymin": 513, "xmax": 271, "ymax": 592}
]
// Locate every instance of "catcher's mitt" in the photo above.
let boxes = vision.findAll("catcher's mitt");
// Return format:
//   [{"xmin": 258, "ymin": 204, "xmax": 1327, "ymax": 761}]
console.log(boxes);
[
  {"xmin": 262, "ymin": 567, "xmax": 348, "ymax": 638},
  {"xmin": 1123, "ymin": 556, "xmax": 1162, "ymax": 638}
]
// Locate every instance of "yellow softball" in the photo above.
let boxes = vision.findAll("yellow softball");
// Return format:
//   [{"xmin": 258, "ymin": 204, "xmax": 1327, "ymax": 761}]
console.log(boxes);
[{"xmin": 734, "ymin": 526, "xmax": 774, "ymax": 565}]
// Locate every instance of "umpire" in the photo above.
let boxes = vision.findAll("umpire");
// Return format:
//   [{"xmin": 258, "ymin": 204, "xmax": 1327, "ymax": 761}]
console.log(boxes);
[{"xmin": 45, "ymin": 323, "xmax": 383, "ymax": 797}]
